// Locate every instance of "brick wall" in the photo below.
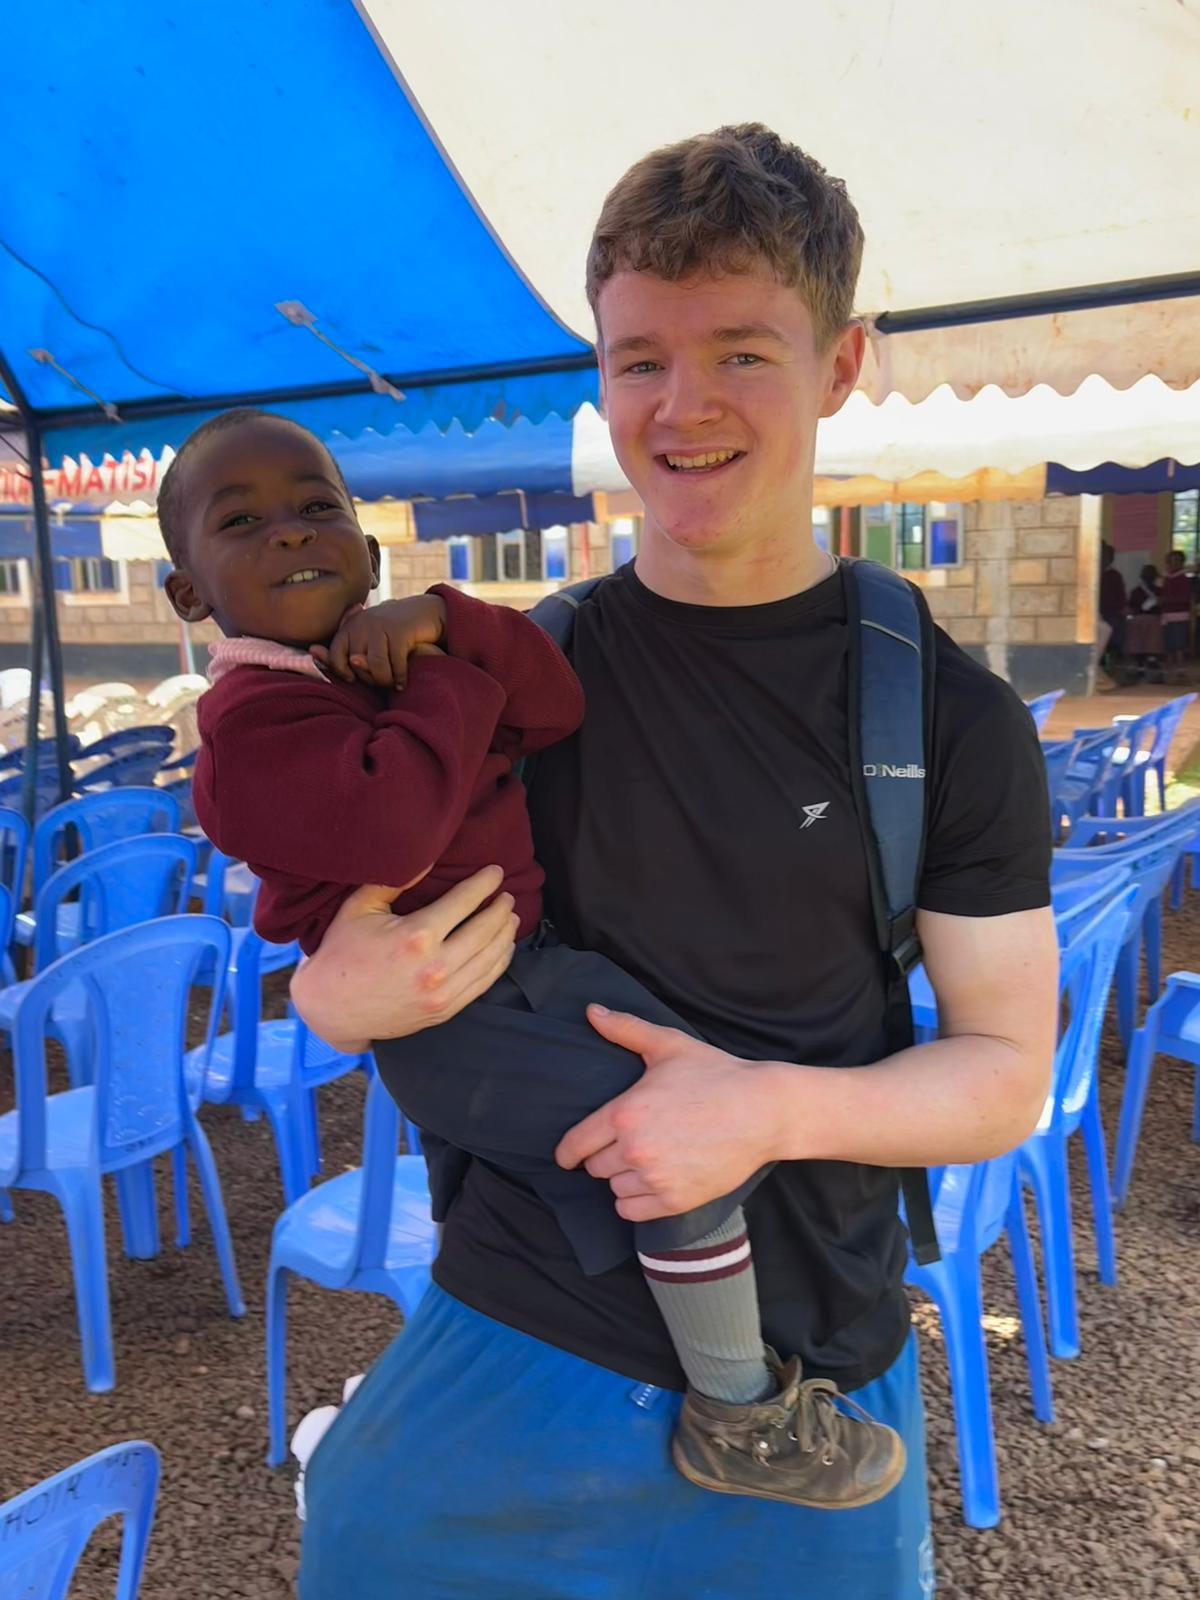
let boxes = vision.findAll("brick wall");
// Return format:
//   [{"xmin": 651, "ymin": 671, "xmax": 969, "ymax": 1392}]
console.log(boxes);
[
  {"xmin": 905, "ymin": 496, "xmax": 1097, "ymax": 681},
  {"xmin": 385, "ymin": 541, "xmax": 453, "ymax": 597},
  {"xmin": 0, "ymin": 560, "xmax": 221, "ymax": 653},
  {"xmin": 0, "ymin": 504, "xmax": 1100, "ymax": 694}
]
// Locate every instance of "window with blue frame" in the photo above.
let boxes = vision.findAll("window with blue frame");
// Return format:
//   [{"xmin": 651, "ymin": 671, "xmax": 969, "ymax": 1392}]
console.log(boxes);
[
  {"xmin": 53, "ymin": 556, "xmax": 122, "ymax": 593},
  {"xmin": 447, "ymin": 537, "xmax": 474, "ymax": 582},
  {"xmin": 608, "ymin": 515, "xmax": 640, "ymax": 568},
  {"xmin": 457, "ymin": 528, "xmax": 574, "ymax": 583},
  {"xmin": 0, "ymin": 560, "xmax": 25, "ymax": 597},
  {"xmin": 859, "ymin": 502, "xmax": 961, "ymax": 570},
  {"xmin": 927, "ymin": 503, "xmax": 961, "ymax": 566},
  {"xmin": 542, "ymin": 526, "xmax": 568, "ymax": 581}
]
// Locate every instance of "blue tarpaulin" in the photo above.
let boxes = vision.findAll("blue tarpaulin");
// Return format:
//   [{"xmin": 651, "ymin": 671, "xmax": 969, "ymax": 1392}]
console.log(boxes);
[
  {"xmin": 1046, "ymin": 459, "xmax": 1200, "ymax": 497},
  {"xmin": 0, "ymin": 517, "xmax": 102, "ymax": 560},
  {"xmin": 412, "ymin": 492, "xmax": 593, "ymax": 540},
  {"xmin": 336, "ymin": 416, "xmax": 577, "ymax": 502},
  {"xmin": 3, "ymin": 0, "xmax": 598, "ymax": 464}
]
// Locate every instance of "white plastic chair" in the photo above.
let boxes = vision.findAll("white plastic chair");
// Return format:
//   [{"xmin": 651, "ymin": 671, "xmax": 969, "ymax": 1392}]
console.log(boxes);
[
  {"xmin": 146, "ymin": 672, "xmax": 208, "ymax": 708},
  {"xmin": 0, "ymin": 667, "xmax": 31, "ymax": 708}
]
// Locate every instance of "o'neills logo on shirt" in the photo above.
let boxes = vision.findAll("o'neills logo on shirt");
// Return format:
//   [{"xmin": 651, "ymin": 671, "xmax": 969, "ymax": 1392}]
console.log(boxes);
[{"xmin": 863, "ymin": 762, "xmax": 926, "ymax": 779}]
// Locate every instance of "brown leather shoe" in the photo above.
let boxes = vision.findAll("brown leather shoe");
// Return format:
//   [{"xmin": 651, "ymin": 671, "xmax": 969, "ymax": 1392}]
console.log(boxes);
[{"xmin": 672, "ymin": 1355, "xmax": 906, "ymax": 1509}]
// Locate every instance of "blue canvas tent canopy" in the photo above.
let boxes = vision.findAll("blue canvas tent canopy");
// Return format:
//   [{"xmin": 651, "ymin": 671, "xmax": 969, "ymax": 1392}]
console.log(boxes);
[
  {"xmin": 4, "ymin": 0, "xmax": 1200, "ymax": 810},
  {"xmin": 2, "ymin": 0, "xmax": 600, "ymax": 806}
]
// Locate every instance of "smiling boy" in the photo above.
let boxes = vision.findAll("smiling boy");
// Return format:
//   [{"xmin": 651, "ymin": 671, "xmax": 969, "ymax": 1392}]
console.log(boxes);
[{"xmin": 294, "ymin": 124, "xmax": 1057, "ymax": 1599}]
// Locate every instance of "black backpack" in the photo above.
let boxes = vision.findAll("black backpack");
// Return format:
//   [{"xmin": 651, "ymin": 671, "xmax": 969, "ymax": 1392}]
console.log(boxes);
[{"xmin": 526, "ymin": 558, "xmax": 940, "ymax": 1266}]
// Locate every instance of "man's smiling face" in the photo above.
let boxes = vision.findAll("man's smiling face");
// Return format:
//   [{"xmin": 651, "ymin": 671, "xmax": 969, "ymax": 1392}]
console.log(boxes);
[{"xmin": 597, "ymin": 265, "xmax": 860, "ymax": 565}]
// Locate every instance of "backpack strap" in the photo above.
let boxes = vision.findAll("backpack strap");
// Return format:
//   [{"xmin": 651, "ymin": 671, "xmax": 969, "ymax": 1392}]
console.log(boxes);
[
  {"xmin": 841, "ymin": 558, "xmax": 941, "ymax": 1266},
  {"xmin": 526, "ymin": 576, "xmax": 607, "ymax": 650},
  {"xmin": 517, "ymin": 578, "xmax": 608, "ymax": 787}
]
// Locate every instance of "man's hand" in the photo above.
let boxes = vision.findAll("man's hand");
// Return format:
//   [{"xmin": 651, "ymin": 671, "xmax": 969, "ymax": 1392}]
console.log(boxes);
[
  {"xmin": 290, "ymin": 866, "xmax": 518, "ymax": 1052},
  {"xmin": 553, "ymin": 1006, "xmax": 780, "ymax": 1221},
  {"xmin": 311, "ymin": 594, "xmax": 447, "ymax": 688}
]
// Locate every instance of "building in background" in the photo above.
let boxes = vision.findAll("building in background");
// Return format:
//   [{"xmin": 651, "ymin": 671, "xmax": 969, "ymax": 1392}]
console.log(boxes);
[{"xmin": 0, "ymin": 484, "xmax": 1197, "ymax": 697}]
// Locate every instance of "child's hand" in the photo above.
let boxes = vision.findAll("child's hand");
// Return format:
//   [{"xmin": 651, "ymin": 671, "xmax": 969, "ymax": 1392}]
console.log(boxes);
[{"xmin": 311, "ymin": 595, "xmax": 447, "ymax": 688}]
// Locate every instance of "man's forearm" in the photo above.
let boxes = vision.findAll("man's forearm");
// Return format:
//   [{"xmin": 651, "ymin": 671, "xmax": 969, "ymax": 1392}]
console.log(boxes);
[{"xmin": 758, "ymin": 1034, "xmax": 1050, "ymax": 1169}]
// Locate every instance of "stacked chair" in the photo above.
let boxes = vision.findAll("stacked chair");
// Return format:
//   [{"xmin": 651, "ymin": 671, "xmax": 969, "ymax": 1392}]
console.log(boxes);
[
  {"xmin": 0, "ymin": 736, "xmax": 397, "ymax": 1411},
  {"xmin": 7, "ymin": 673, "xmax": 1200, "ymax": 1544},
  {"xmin": 1023, "ymin": 688, "xmax": 1064, "ymax": 732},
  {"xmin": 906, "ymin": 689, "xmax": 1200, "ymax": 1526},
  {"xmin": 0, "ymin": 673, "xmax": 206, "ymax": 821}
]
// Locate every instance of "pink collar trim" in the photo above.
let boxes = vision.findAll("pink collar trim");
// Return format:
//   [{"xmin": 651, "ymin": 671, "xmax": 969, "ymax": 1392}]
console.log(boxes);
[{"xmin": 207, "ymin": 637, "xmax": 329, "ymax": 684}]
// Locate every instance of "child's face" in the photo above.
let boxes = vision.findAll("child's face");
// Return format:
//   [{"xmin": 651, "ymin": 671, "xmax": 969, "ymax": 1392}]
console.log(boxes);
[
  {"xmin": 164, "ymin": 417, "xmax": 379, "ymax": 646},
  {"xmin": 1168, "ymin": 554, "xmax": 1185, "ymax": 573}
]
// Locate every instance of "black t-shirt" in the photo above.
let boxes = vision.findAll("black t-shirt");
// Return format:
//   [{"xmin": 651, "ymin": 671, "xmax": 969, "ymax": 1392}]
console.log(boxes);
[{"xmin": 433, "ymin": 561, "xmax": 1051, "ymax": 1392}]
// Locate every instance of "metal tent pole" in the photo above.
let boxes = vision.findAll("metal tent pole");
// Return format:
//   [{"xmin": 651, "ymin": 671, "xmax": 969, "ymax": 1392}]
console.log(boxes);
[
  {"xmin": 19, "ymin": 589, "xmax": 44, "ymax": 827},
  {"xmin": 0, "ymin": 353, "xmax": 75, "ymax": 815},
  {"xmin": 23, "ymin": 420, "xmax": 73, "ymax": 809}
]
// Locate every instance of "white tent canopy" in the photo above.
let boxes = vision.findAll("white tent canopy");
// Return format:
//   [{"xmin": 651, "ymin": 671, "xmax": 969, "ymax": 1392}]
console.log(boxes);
[
  {"xmin": 570, "ymin": 376, "xmax": 1200, "ymax": 495},
  {"xmin": 818, "ymin": 376, "xmax": 1200, "ymax": 480},
  {"xmin": 370, "ymin": 0, "xmax": 1200, "ymax": 399}
]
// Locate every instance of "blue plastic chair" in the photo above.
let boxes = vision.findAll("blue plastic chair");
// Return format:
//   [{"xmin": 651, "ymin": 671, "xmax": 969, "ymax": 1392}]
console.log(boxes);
[
  {"xmin": 73, "ymin": 743, "xmax": 174, "ymax": 794},
  {"xmin": 904, "ymin": 1149, "xmax": 1051, "ymax": 1528},
  {"xmin": 0, "ymin": 1440, "xmax": 160, "ymax": 1600},
  {"xmin": 0, "ymin": 884, "xmax": 14, "ymax": 1225},
  {"xmin": 1017, "ymin": 884, "xmax": 1137, "ymax": 1362},
  {"xmin": 1053, "ymin": 806, "xmax": 1200, "ymax": 1047},
  {"xmin": 265, "ymin": 1072, "xmax": 435, "ymax": 1465},
  {"xmin": 195, "ymin": 853, "xmax": 317, "ymax": 1027},
  {"xmin": 1103, "ymin": 709, "xmax": 1160, "ymax": 816},
  {"xmin": 0, "ymin": 803, "xmax": 30, "ymax": 981},
  {"xmin": 0, "ymin": 764, "xmax": 63, "ymax": 821},
  {"xmin": 907, "ymin": 867, "xmax": 1131, "ymax": 1041},
  {"xmin": 1055, "ymin": 724, "xmax": 1132, "ymax": 834},
  {"xmin": 0, "ymin": 732, "xmax": 84, "ymax": 774},
  {"xmin": 1041, "ymin": 737, "xmax": 1079, "ymax": 842},
  {"xmin": 0, "ymin": 833, "xmax": 198, "ymax": 1090},
  {"xmin": 1050, "ymin": 864, "xmax": 1134, "ymax": 943},
  {"xmin": 1168, "ymin": 834, "xmax": 1200, "ymax": 910},
  {"xmin": 17, "ymin": 786, "xmax": 181, "ymax": 950},
  {"xmin": 76, "ymin": 725, "xmax": 175, "ymax": 764},
  {"xmin": 157, "ymin": 748, "xmax": 199, "ymax": 829},
  {"xmin": 158, "ymin": 746, "xmax": 198, "ymax": 779},
  {"xmin": 1122, "ymin": 693, "xmax": 1197, "ymax": 815},
  {"xmin": 1113, "ymin": 970, "xmax": 1200, "ymax": 1208},
  {"xmin": 0, "ymin": 916, "xmax": 243, "ymax": 1391},
  {"xmin": 182, "ymin": 924, "xmax": 370, "ymax": 1211},
  {"xmin": 1023, "ymin": 689, "xmax": 1064, "ymax": 733},
  {"xmin": 198, "ymin": 847, "xmax": 260, "ymax": 931}
]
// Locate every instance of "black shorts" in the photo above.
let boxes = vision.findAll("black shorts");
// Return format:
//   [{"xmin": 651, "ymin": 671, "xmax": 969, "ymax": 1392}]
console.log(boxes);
[{"xmin": 372, "ymin": 931, "xmax": 772, "ymax": 1274}]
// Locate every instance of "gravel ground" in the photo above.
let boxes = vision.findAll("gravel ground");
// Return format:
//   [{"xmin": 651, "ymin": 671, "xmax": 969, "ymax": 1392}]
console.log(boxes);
[{"xmin": 4, "ymin": 903, "xmax": 1200, "ymax": 1599}]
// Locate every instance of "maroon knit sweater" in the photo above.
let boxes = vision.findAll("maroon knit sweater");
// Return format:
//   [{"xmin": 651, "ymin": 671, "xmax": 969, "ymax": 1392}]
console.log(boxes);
[{"xmin": 193, "ymin": 584, "xmax": 584, "ymax": 954}]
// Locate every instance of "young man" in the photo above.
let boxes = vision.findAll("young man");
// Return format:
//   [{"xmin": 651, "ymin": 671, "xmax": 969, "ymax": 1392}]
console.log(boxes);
[
  {"xmin": 293, "ymin": 124, "xmax": 1056, "ymax": 1599},
  {"xmin": 161, "ymin": 405, "xmax": 902, "ymax": 1506}
]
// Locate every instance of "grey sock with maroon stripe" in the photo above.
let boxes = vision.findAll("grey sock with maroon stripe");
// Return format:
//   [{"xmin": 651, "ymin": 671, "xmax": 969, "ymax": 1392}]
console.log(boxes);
[{"xmin": 638, "ymin": 1209, "xmax": 775, "ymax": 1405}]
